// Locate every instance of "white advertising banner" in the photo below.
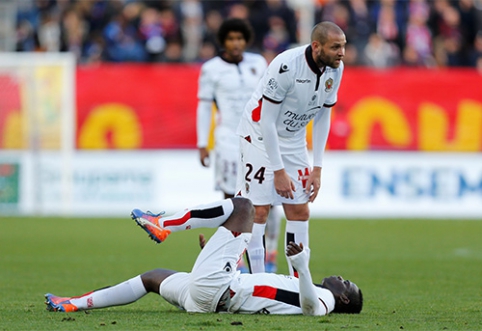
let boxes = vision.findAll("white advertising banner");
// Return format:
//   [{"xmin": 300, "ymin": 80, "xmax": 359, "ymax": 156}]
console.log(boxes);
[
  {"xmin": 318, "ymin": 152, "xmax": 482, "ymax": 218},
  {"xmin": 1, "ymin": 151, "xmax": 481, "ymax": 218}
]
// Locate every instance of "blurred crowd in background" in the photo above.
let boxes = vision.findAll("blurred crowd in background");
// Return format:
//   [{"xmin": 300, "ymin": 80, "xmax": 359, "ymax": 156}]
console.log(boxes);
[{"xmin": 10, "ymin": 0, "xmax": 482, "ymax": 69}]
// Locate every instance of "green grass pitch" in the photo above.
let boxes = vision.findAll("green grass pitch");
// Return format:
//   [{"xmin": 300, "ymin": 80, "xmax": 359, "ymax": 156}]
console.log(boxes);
[{"xmin": 1, "ymin": 216, "xmax": 481, "ymax": 330}]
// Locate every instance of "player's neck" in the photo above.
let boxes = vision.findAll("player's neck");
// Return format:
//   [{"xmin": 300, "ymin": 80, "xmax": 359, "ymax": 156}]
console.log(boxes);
[{"xmin": 221, "ymin": 52, "xmax": 243, "ymax": 64}]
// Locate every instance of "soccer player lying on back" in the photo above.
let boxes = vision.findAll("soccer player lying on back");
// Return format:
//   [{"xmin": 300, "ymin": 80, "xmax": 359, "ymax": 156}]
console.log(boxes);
[{"xmin": 45, "ymin": 197, "xmax": 362, "ymax": 315}]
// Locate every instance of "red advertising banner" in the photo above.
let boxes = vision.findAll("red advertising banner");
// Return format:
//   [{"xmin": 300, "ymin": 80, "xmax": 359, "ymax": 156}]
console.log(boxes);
[
  {"xmin": 77, "ymin": 64, "xmax": 200, "ymax": 149},
  {"xmin": 330, "ymin": 68, "xmax": 482, "ymax": 151},
  {"xmin": 2, "ymin": 64, "xmax": 480, "ymax": 151},
  {"xmin": 76, "ymin": 65, "xmax": 482, "ymax": 151}
]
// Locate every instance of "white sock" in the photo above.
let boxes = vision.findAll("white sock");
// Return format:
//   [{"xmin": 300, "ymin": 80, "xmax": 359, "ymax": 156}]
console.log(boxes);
[
  {"xmin": 161, "ymin": 199, "xmax": 234, "ymax": 232},
  {"xmin": 285, "ymin": 220, "xmax": 309, "ymax": 277},
  {"xmin": 246, "ymin": 223, "xmax": 266, "ymax": 273},
  {"xmin": 69, "ymin": 275, "xmax": 147, "ymax": 310},
  {"xmin": 265, "ymin": 206, "xmax": 282, "ymax": 253}
]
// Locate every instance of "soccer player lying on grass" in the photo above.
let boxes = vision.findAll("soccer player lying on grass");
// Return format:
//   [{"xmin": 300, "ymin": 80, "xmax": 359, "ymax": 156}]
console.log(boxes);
[{"xmin": 45, "ymin": 197, "xmax": 362, "ymax": 315}]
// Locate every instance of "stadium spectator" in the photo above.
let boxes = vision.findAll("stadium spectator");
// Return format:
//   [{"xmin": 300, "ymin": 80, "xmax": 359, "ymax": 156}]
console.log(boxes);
[
  {"xmin": 404, "ymin": 0, "xmax": 435, "ymax": 67},
  {"xmin": 201, "ymin": 9, "xmax": 223, "ymax": 55},
  {"xmin": 174, "ymin": 0, "xmax": 204, "ymax": 62},
  {"xmin": 347, "ymin": 0, "xmax": 372, "ymax": 56},
  {"xmin": 45, "ymin": 197, "xmax": 363, "ymax": 315},
  {"xmin": 469, "ymin": 30, "xmax": 482, "ymax": 67},
  {"xmin": 138, "ymin": 6, "xmax": 165, "ymax": 62},
  {"xmin": 102, "ymin": 4, "xmax": 147, "ymax": 62},
  {"xmin": 60, "ymin": 7, "xmax": 87, "ymax": 62},
  {"xmin": 370, "ymin": 0, "xmax": 406, "ymax": 63},
  {"xmin": 364, "ymin": 32, "xmax": 400, "ymax": 67}
]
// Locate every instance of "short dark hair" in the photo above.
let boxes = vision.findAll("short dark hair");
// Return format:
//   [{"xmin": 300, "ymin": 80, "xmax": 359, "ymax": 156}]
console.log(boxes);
[
  {"xmin": 217, "ymin": 18, "xmax": 253, "ymax": 46},
  {"xmin": 334, "ymin": 288, "xmax": 363, "ymax": 314},
  {"xmin": 311, "ymin": 21, "xmax": 344, "ymax": 45}
]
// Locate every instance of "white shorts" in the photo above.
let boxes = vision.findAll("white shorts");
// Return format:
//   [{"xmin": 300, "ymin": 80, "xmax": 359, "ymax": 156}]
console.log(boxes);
[
  {"xmin": 238, "ymin": 137, "xmax": 311, "ymax": 205},
  {"xmin": 214, "ymin": 145, "xmax": 240, "ymax": 195},
  {"xmin": 159, "ymin": 227, "xmax": 251, "ymax": 312}
]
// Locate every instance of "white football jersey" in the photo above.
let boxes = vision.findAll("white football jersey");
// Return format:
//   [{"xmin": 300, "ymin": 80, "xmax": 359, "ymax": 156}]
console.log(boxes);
[
  {"xmin": 237, "ymin": 44, "xmax": 343, "ymax": 155},
  {"xmin": 197, "ymin": 52, "xmax": 267, "ymax": 149},
  {"xmin": 228, "ymin": 273, "xmax": 335, "ymax": 315}
]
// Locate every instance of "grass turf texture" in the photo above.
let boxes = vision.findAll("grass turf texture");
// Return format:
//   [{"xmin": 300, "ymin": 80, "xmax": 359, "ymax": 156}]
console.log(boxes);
[{"xmin": 1, "ymin": 216, "xmax": 481, "ymax": 331}]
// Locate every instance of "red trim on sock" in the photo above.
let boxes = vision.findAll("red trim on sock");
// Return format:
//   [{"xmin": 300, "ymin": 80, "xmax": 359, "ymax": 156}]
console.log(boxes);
[
  {"xmin": 71, "ymin": 291, "xmax": 94, "ymax": 299},
  {"xmin": 163, "ymin": 211, "xmax": 192, "ymax": 227}
]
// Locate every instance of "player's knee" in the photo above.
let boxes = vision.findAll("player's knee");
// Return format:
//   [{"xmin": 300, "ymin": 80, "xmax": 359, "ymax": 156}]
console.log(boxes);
[
  {"xmin": 141, "ymin": 269, "xmax": 176, "ymax": 293},
  {"xmin": 254, "ymin": 205, "xmax": 271, "ymax": 223},
  {"xmin": 284, "ymin": 204, "xmax": 310, "ymax": 221}
]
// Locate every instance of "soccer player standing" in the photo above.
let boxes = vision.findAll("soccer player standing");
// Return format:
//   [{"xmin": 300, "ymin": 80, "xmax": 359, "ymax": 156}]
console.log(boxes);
[
  {"xmin": 196, "ymin": 18, "xmax": 282, "ymax": 272},
  {"xmin": 237, "ymin": 22, "xmax": 346, "ymax": 275},
  {"xmin": 196, "ymin": 18, "xmax": 266, "ymax": 198}
]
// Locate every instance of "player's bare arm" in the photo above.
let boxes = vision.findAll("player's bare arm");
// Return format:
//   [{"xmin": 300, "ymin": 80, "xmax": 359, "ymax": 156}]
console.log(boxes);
[
  {"xmin": 305, "ymin": 166, "xmax": 322, "ymax": 203},
  {"xmin": 286, "ymin": 242, "xmax": 325, "ymax": 315}
]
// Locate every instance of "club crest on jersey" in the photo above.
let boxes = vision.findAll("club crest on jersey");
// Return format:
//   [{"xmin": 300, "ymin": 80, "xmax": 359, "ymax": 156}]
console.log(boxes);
[
  {"xmin": 279, "ymin": 63, "xmax": 289, "ymax": 74},
  {"xmin": 251, "ymin": 67, "xmax": 257, "ymax": 75},
  {"xmin": 267, "ymin": 78, "xmax": 278, "ymax": 91},
  {"xmin": 325, "ymin": 78, "xmax": 334, "ymax": 92}
]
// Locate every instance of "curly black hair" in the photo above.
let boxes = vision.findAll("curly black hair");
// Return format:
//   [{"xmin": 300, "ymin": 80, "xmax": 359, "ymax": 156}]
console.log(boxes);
[{"xmin": 217, "ymin": 18, "xmax": 253, "ymax": 46}]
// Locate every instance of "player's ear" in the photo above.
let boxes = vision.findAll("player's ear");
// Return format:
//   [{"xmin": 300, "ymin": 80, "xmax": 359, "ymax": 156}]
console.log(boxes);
[{"xmin": 340, "ymin": 293, "xmax": 350, "ymax": 304}]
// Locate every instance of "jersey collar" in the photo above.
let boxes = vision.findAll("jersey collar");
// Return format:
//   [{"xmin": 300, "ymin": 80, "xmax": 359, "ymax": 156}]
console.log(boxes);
[
  {"xmin": 305, "ymin": 45, "xmax": 325, "ymax": 91},
  {"xmin": 220, "ymin": 52, "xmax": 243, "ymax": 65},
  {"xmin": 305, "ymin": 45, "xmax": 326, "ymax": 75}
]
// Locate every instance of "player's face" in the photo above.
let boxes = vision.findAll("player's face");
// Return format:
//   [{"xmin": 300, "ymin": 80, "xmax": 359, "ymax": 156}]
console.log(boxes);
[
  {"xmin": 321, "ymin": 275, "xmax": 358, "ymax": 299},
  {"xmin": 312, "ymin": 31, "xmax": 346, "ymax": 68},
  {"xmin": 224, "ymin": 31, "xmax": 246, "ymax": 62}
]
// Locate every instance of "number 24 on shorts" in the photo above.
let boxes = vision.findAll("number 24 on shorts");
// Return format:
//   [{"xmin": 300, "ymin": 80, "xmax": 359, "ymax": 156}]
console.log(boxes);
[{"xmin": 244, "ymin": 164, "xmax": 266, "ymax": 184}]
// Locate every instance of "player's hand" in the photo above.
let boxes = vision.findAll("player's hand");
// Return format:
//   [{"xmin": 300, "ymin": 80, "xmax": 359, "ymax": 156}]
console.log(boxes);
[
  {"xmin": 274, "ymin": 169, "xmax": 296, "ymax": 199},
  {"xmin": 286, "ymin": 241, "xmax": 303, "ymax": 256},
  {"xmin": 199, "ymin": 233, "xmax": 206, "ymax": 250},
  {"xmin": 305, "ymin": 167, "xmax": 321, "ymax": 203},
  {"xmin": 199, "ymin": 148, "xmax": 210, "ymax": 167}
]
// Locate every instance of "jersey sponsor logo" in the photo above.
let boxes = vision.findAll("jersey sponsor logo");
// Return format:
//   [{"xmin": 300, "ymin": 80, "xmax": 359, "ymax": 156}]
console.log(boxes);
[
  {"xmin": 325, "ymin": 78, "xmax": 334, "ymax": 92},
  {"xmin": 279, "ymin": 63, "xmax": 289, "ymax": 74},
  {"xmin": 296, "ymin": 78, "xmax": 311, "ymax": 83},
  {"xmin": 283, "ymin": 110, "xmax": 317, "ymax": 132}
]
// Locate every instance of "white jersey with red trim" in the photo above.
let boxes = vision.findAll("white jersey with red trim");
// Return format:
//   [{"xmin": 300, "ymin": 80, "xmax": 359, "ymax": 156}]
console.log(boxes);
[
  {"xmin": 197, "ymin": 52, "xmax": 267, "ymax": 150},
  {"xmin": 237, "ymin": 44, "xmax": 343, "ymax": 155},
  {"xmin": 228, "ymin": 273, "xmax": 335, "ymax": 315}
]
